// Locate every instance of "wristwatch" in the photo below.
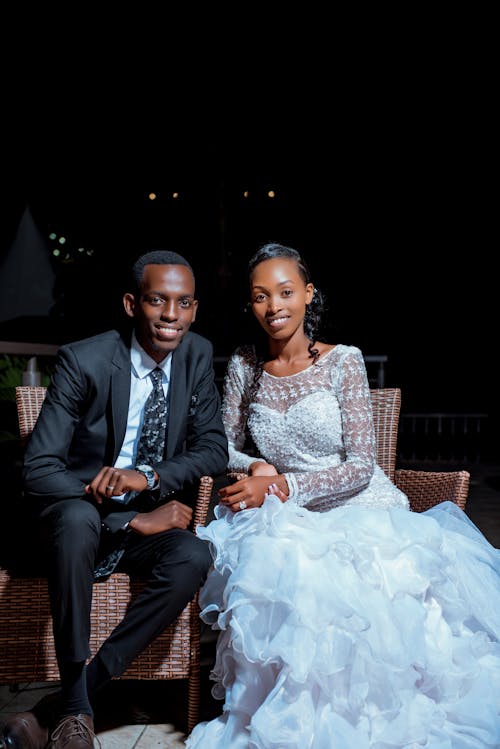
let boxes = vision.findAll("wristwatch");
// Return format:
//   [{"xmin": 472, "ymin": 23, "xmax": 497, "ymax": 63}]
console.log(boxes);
[{"xmin": 135, "ymin": 464, "xmax": 157, "ymax": 490}]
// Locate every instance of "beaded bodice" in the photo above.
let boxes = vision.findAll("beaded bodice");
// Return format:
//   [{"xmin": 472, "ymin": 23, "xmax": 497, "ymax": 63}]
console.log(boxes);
[{"xmin": 222, "ymin": 344, "xmax": 408, "ymax": 512}]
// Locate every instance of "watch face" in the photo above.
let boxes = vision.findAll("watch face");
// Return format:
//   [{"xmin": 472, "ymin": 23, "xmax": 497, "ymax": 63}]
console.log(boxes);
[{"xmin": 136, "ymin": 465, "xmax": 155, "ymax": 487}]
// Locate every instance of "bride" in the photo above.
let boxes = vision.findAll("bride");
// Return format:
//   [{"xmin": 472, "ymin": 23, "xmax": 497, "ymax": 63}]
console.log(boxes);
[{"xmin": 186, "ymin": 242, "xmax": 500, "ymax": 748}]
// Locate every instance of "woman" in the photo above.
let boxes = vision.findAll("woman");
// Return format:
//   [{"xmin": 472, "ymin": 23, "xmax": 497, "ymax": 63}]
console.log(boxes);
[{"xmin": 186, "ymin": 243, "xmax": 500, "ymax": 748}]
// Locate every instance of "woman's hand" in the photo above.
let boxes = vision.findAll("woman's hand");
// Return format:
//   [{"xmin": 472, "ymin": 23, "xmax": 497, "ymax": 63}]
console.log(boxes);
[
  {"xmin": 248, "ymin": 460, "xmax": 278, "ymax": 477},
  {"xmin": 219, "ymin": 474, "xmax": 289, "ymax": 513},
  {"xmin": 267, "ymin": 483, "xmax": 288, "ymax": 503}
]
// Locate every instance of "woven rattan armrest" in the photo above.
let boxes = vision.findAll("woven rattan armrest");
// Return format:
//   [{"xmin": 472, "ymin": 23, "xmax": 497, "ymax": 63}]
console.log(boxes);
[{"xmin": 395, "ymin": 468, "xmax": 469, "ymax": 512}]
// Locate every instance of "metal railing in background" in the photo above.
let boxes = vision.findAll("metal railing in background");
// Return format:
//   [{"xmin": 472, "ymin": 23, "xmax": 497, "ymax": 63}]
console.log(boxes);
[
  {"xmin": 0, "ymin": 341, "xmax": 60, "ymax": 356},
  {"xmin": 1, "ymin": 346, "xmax": 388, "ymax": 389},
  {"xmin": 398, "ymin": 412, "xmax": 488, "ymax": 465},
  {"xmin": 364, "ymin": 355, "xmax": 388, "ymax": 388},
  {"xmin": 2, "ymin": 344, "xmax": 488, "ymax": 465}
]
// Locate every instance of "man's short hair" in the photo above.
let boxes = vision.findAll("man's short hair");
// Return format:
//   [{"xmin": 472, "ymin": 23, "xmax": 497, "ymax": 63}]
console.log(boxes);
[{"xmin": 131, "ymin": 250, "xmax": 194, "ymax": 295}]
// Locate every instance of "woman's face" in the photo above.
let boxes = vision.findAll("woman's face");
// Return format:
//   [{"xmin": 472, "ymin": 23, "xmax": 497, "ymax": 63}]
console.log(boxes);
[{"xmin": 249, "ymin": 257, "xmax": 313, "ymax": 341}]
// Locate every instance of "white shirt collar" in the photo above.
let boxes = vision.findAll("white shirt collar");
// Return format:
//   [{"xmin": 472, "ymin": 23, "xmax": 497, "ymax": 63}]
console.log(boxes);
[{"xmin": 130, "ymin": 331, "xmax": 172, "ymax": 382}]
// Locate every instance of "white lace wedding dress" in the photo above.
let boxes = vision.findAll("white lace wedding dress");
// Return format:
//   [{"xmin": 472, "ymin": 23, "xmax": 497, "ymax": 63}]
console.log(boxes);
[{"xmin": 186, "ymin": 345, "xmax": 500, "ymax": 749}]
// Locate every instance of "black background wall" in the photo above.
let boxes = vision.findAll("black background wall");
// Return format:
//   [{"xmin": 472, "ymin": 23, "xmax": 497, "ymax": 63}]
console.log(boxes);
[{"xmin": 1, "ymin": 21, "xmax": 495, "ymax": 456}]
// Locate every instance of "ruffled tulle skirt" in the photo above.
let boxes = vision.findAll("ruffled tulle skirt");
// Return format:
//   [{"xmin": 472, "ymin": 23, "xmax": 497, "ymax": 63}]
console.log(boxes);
[{"xmin": 185, "ymin": 498, "xmax": 500, "ymax": 749}]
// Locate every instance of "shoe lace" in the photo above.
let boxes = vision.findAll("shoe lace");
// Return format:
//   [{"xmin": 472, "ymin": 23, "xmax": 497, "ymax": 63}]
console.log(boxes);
[{"xmin": 50, "ymin": 714, "xmax": 102, "ymax": 748}]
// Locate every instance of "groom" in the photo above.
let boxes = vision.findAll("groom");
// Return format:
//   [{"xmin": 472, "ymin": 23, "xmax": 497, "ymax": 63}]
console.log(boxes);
[{"xmin": 1, "ymin": 250, "xmax": 228, "ymax": 749}]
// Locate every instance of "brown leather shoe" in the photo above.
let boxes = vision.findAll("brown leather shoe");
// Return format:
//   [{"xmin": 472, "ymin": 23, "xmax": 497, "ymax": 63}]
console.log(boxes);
[
  {"xmin": 0, "ymin": 692, "xmax": 60, "ymax": 749},
  {"xmin": 47, "ymin": 714, "xmax": 99, "ymax": 749},
  {"xmin": 0, "ymin": 711, "xmax": 49, "ymax": 749}
]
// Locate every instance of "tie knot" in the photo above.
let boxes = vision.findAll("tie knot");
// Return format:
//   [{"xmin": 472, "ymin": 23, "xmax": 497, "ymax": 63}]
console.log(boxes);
[{"xmin": 150, "ymin": 368, "xmax": 163, "ymax": 386}]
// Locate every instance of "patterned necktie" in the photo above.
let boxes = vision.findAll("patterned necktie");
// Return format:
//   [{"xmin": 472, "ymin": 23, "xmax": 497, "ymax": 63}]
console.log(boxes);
[
  {"xmin": 94, "ymin": 367, "xmax": 168, "ymax": 582},
  {"xmin": 136, "ymin": 367, "xmax": 168, "ymax": 465}
]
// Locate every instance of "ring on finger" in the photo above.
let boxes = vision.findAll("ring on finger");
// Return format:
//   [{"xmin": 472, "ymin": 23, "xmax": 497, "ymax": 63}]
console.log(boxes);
[
  {"xmin": 106, "ymin": 484, "xmax": 115, "ymax": 491},
  {"xmin": 239, "ymin": 499, "xmax": 247, "ymax": 510}
]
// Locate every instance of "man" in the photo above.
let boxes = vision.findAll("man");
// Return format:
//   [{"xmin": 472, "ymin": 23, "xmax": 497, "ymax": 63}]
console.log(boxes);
[{"xmin": 1, "ymin": 250, "xmax": 228, "ymax": 749}]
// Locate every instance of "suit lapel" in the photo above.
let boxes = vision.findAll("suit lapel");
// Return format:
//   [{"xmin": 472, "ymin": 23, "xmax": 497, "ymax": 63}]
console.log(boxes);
[
  {"xmin": 109, "ymin": 334, "xmax": 132, "ymax": 464},
  {"xmin": 166, "ymin": 343, "xmax": 187, "ymax": 459}
]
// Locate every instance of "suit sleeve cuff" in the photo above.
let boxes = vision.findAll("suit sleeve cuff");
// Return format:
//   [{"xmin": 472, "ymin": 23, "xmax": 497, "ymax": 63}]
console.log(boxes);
[{"xmin": 103, "ymin": 510, "xmax": 137, "ymax": 534}]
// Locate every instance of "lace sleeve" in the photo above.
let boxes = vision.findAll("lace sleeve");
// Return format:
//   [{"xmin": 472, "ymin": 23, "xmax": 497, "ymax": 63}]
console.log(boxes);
[
  {"xmin": 286, "ymin": 348, "xmax": 376, "ymax": 507},
  {"xmin": 222, "ymin": 349, "xmax": 263, "ymax": 473}
]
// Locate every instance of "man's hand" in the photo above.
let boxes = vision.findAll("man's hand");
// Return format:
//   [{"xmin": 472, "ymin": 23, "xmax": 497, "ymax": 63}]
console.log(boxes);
[
  {"xmin": 85, "ymin": 467, "xmax": 154, "ymax": 504},
  {"xmin": 129, "ymin": 501, "xmax": 193, "ymax": 536}
]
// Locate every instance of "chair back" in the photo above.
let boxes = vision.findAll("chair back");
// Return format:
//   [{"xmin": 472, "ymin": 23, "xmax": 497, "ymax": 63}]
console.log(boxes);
[
  {"xmin": 370, "ymin": 388, "xmax": 401, "ymax": 483},
  {"xmin": 15, "ymin": 386, "xmax": 47, "ymax": 443},
  {"xmin": 18, "ymin": 386, "xmax": 402, "ymax": 482}
]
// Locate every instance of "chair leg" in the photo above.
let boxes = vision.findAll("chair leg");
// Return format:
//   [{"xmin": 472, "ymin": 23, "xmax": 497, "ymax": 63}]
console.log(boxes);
[
  {"xmin": 187, "ymin": 601, "xmax": 201, "ymax": 734},
  {"xmin": 187, "ymin": 665, "xmax": 201, "ymax": 734}
]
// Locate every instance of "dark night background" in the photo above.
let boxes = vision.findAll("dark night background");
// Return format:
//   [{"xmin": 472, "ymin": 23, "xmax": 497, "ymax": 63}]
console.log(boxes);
[{"xmin": 0, "ymin": 20, "xmax": 495, "ymax": 459}]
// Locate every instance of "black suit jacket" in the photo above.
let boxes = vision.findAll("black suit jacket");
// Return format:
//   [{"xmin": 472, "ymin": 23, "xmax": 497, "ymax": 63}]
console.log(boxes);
[{"xmin": 23, "ymin": 328, "xmax": 228, "ymax": 534}]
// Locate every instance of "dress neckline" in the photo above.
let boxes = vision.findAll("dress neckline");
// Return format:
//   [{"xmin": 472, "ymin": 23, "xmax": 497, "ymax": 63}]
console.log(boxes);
[{"xmin": 262, "ymin": 345, "xmax": 340, "ymax": 380}]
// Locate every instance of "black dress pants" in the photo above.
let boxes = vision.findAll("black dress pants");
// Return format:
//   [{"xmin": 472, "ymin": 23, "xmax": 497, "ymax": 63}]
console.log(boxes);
[{"xmin": 38, "ymin": 498, "xmax": 211, "ymax": 678}]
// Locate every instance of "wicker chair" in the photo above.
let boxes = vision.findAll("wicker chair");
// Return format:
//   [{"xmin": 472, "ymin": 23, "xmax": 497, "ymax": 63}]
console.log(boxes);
[
  {"xmin": 230, "ymin": 387, "xmax": 470, "ymax": 512},
  {"xmin": 370, "ymin": 388, "xmax": 469, "ymax": 511},
  {"xmin": 0, "ymin": 385, "xmax": 214, "ymax": 733}
]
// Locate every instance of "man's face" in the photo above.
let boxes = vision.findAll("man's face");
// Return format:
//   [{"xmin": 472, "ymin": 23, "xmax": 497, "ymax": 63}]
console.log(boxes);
[{"xmin": 123, "ymin": 264, "xmax": 198, "ymax": 362}]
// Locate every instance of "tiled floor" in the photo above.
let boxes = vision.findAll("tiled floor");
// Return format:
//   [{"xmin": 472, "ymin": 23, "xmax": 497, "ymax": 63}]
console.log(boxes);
[
  {"xmin": 0, "ymin": 663, "xmax": 220, "ymax": 748},
  {"xmin": 0, "ymin": 683, "xmax": 183, "ymax": 748},
  {"xmin": 1, "ymin": 461, "xmax": 498, "ymax": 748}
]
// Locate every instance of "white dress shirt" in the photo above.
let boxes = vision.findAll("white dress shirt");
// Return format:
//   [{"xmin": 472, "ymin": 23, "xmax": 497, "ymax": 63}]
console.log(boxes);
[{"xmin": 112, "ymin": 332, "xmax": 172, "ymax": 503}]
